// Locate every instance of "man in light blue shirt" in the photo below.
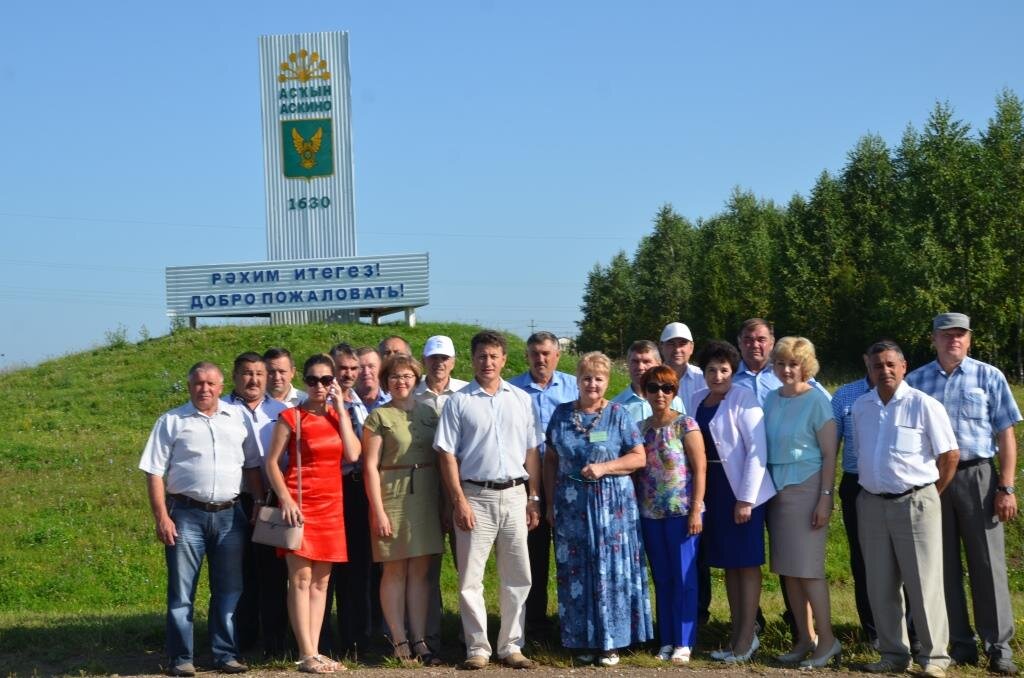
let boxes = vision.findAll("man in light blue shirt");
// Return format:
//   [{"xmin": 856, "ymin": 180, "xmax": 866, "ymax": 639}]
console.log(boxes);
[
  {"xmin": 734, "ymin": 317, "xmax": 829, "ymax": 405},
  {"xmin": 906, "ymin": 313, "xmax": 1021, "ymax": 675},
  {"xmin": 611, "ymin": 339, "xmax": 683, "ymax": 422},
  {"xmin": 508, "ymin": 331, "xmax": 579, "ymax": 637},
  {"xmin": 659, "ymin": 322, "xmax": 705, "ymax": 405}
]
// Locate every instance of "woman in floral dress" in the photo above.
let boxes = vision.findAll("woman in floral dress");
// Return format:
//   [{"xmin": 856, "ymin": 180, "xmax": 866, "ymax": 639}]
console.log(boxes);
[{"xmin": 543, "ymin": 351, "xmax": 653, "ymax": 666}]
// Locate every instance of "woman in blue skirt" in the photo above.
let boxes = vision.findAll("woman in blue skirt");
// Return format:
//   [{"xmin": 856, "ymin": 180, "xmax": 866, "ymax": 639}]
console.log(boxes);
[{"xmin": 686, "ymin": 341, "xmax": 776, "ymax": 663}]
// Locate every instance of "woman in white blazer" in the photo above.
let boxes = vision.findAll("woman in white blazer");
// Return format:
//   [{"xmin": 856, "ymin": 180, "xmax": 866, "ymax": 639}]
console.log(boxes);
[{"xmin": 686, "ymin": 340, "xmax": 776, "ymax": 663}]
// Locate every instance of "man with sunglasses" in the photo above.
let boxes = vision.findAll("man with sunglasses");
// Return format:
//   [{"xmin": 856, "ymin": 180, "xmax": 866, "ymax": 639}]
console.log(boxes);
[
  {"xmin": 223, "ymin": 352, "xmax": 289, "ymax": 658},
  {"xmin": 611, "ymin": 339, "xmax": 684, "ymax": 423}
]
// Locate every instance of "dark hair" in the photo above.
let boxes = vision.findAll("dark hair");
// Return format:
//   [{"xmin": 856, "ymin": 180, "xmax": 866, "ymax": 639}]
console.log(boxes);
[
  {"xmin": 641, "ymin": 364, "xmax": 679, "ymax": 391},
  {"xmin": 188, "ymin": 361, "xmax": 222, "ymax": 383},
  {"xmin": 695, "ymin": 340, "xmax": 741, "ymax": 372},
  {"xmin": 471, "ymin": 330, "xmax": 507, "ymax": 356},
  {"xmin": 379, "ymin": 355, "xmax": 423, "ymax": 393},
  {"xmin": 302, "ymin": 353, "xmax": 336, "ymax": 375},
  {"xmin": 867, "ymin": 340, "xmax": 905, "ymax": 361},
  {"xmin": 329, "ymin": 342, "xmax": 356, "ymax": 362},
  {"xmin": 627, "ymin": 339, "xmax": 660, "ymax": 361},
  {"xmin": 232, "ymin": 352, "xmax": 265, "ymax": 374},
  {"xmin": 737, "ymin": 317, "xmax": 774, "ymax": 341},
  {"xmin": 526, "ymin": 331, "xmax": 559, "ymax": 348},
  {"xmin": 262, "ymin": 347, "xmax": 294, "ymax": 365},
  {"xmin": 378, "ymin": 335, "xmax": 412, "ymax": 356}
]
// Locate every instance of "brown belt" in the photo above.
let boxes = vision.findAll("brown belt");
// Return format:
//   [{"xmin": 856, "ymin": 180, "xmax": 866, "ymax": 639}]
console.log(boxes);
[{"xmin": 380, "ymin": 462, "xmax": 434, "ymax": 494}]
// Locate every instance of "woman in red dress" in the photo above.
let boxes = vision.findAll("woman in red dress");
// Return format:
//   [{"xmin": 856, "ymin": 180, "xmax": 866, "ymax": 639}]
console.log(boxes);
[{"xmin": 266, "ymin": 354, "xmax": 361, "ymax": 673}]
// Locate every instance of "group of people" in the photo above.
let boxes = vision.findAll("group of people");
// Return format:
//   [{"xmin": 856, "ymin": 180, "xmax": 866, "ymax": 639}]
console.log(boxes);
[{"xmin": 139, "ymin": 314, "xmax": 1020, "ymax": 678}]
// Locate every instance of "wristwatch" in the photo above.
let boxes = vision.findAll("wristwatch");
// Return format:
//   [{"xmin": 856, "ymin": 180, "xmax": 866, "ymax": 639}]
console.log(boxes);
[
  {"xmin": 528, "ymin": 495, "xmax": 541, "ymax": 503},
  {"xmin": 821, "ymin": 489, "xmax": 833, "ymax": 496},
  {"xmin": 997, "ymin": 485, "xmax": 1016, "ymax": 495}
]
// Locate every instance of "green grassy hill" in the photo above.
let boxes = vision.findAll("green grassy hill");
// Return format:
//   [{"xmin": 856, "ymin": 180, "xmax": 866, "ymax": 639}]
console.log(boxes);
[{"xmin": 0, "ymin": 321, "xmax": 1020, "ymax": 675}]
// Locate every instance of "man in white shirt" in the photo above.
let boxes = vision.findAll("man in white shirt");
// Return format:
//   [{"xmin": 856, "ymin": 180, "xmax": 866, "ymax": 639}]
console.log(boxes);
[
  {"xmin": 263, "ymin": 347, "xmax": 306, "ymax": 406},
  {"xmin": 435, "ymin": 330, "xmax": 541, "ymax": 670},
  {"xmin": 659, "ymin": 322, "xmax": 704, "ymax": 405},
  {"xmin": 414, "ymin": 335, "xmax": 468, "ymax": 414},
  {"xmin": 139, "ymin": 361, "xmax": 262, "ymax": 676},
  {"xmin": 853, "ymin": 340, "xmax": 960, "ymax": 678},
  {"xmin": 223, "ymin": 352, "xmax": 288, "ymax": 657}
]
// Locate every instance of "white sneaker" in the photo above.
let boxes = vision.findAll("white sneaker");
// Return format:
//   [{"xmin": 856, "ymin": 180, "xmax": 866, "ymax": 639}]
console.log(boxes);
[
  {"xmin": 598, "ymin": 652, "xmax": 620, "ymax": 667},
  {"xmin": 671, "ymin": 647, "xmax": 691, "ymax": 664},
  {"xmin": 656, "ymin": 645, "xmax": 673, "ymax": 661}
]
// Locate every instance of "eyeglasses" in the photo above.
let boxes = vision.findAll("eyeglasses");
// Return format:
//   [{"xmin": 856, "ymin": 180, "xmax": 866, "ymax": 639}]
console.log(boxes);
[
  {"xmin": 388, "ymin": 373, "xmax": 417, "ymax": 382},
  {"xmin": 303, "ymin": 375, "xmax": 335, "ymax": 387},
  {"xmin": 644, "ymin": 383, "xmax": 675, "ymax": 395}
]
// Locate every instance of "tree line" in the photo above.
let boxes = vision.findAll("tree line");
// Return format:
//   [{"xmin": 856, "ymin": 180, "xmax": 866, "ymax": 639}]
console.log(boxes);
[{"xmin": 578, "ymin": 92, "xmax": 1024, "ymax": 381}]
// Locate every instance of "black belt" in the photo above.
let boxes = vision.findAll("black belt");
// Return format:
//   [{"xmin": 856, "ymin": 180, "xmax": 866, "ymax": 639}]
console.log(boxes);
[
  {"xmin": 957, "ymin": 457, "xmax": 992, "ymax": 471},
  {"xmin": 344, "ymin": 471, "xmax": 362, "ymax": 482},
  {"xmin": 380, "ymin": 462, "xmax": 434, "ymax": 494},
  {"xmin": 465, "ymin": 478, "xmax": 526, "ymax": 490},
  {"xmin": 874, "ymin": 483, "xmax": 933, "ymax": 500},
  {"xmin": 169, "ymin": 493, "xmax": 238, "ymax": 512}
]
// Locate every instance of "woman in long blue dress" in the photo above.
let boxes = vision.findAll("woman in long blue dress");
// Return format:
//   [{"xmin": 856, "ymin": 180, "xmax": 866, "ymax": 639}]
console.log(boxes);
[{"xmin": 543, "ymin": 351, "xmax": 652, "ymax": 666}]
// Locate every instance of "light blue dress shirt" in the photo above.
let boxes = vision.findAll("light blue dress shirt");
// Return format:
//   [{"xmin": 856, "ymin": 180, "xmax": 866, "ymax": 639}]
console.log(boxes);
[
  {"xmin": 735, "ymin": 361, "xmax": 831, "ymax": 406},
  {"xmin": 508, "ymin": 369, "xmax": 579, "ymax": 456},
  {"xmin": 611, "ymin": 386, "xmax": 685, "ymax": 423}
]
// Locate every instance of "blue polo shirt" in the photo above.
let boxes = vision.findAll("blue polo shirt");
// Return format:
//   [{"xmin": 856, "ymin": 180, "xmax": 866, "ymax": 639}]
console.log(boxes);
[{"xmin": 831, "ymin": 377, "xmax": 871, "ymax": 474}]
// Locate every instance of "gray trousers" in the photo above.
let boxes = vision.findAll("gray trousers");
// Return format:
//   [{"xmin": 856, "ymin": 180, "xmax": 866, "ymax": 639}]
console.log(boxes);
[
  {"xmin": 858, "ymin": 486, "xmax": 950, "ymax": 670},
  {"xmin": 942, "ymin": 461, "xmax": 1015, "ymax": 660}
]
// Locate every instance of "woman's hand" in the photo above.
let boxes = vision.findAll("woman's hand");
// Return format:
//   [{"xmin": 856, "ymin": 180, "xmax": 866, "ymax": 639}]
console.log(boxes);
[
  {"xmin": 581, "ymin": 462, "xmax": 606, "ymax": 481},
  {"xmin": 688, "ymin": 510, "xmax": 703, "ymax": 535},
  {"xmin": 734, "ymin": 500, "xmax": 753, "ymax": 525},
  {"xmin": 811, "ymin": 495, "xmax": 833, "ymax": 529},
  {"xmin": 279, "ymin": 498, "xmax": 303, "ymax": 527},
  {"xmin": 372, "ymin": 507, "xmax": 393, "ymax": 538}
]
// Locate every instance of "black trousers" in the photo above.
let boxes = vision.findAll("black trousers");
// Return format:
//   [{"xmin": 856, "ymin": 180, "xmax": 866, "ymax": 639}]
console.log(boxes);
[
  {"xmin": 524, "ymin": 487, "xmax": 552, "ymax": 633},
  {"xmin": 236, "ymin": 493, "xmax": 289, "ymax": 657},
  {"xmin": 839, "ymin": 472, "xmax": 877, "ymax": 641},
  {"xmin": 320, "ymin": 472, "xmax": 380, "ymax": 658}
]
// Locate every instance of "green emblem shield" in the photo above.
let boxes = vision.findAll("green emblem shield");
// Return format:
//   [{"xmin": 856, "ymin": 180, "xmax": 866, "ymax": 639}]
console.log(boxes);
[{"xmin": 282, "ymin": 118, "xmax": 334, "ymax": 178}]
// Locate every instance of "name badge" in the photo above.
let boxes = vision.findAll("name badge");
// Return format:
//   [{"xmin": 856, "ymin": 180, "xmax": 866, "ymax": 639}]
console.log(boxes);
[{"xmin": 589, "ymin": 431, "xmax": 609, "ymax": 443}]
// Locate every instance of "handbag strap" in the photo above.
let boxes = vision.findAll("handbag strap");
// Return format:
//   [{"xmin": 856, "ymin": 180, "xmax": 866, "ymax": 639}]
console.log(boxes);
[{"xmin": 295, "ymin": 407, "xmax": 303, "ymax": 509}]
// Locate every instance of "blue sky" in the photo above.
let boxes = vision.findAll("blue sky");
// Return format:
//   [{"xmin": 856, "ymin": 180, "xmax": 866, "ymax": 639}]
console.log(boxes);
[{"xmin": 2, "ymin": 1, "xmax": 1023, "ymax": 368}]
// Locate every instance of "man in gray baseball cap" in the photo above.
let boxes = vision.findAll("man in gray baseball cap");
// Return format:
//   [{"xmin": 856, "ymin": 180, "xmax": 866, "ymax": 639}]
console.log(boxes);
[{"xmin": 906, "ymin": 313, "xmax": 1022, "ymax": 675}]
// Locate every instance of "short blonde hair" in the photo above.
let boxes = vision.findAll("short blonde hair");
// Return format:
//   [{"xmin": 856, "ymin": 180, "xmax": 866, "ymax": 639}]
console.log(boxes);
[
  {"xmin": 771, "ymin": 336, "xmax": 819, "ymax": 381},
  {"xmin": 576, "ymin": 351, "xmax": 612, "ymax": 378}
]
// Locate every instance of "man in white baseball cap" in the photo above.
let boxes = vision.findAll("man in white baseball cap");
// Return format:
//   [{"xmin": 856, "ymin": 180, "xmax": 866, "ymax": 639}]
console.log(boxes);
[{"xmin": 660, "ymin": 322, "xmax": 704, "ymax": 405}]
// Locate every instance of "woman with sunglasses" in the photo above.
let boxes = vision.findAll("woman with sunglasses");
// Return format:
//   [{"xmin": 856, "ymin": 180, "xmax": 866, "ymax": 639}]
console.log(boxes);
[
  {"xmin": 544, "ymin": 351, "xmax": 652, "ymax": 667},
  {"xmin": 361, "ymin": 355, "xmax": 444, "ymax": 665},
  {"xmin": 266, "ymin": 354, "xmax": 361, "ymax": 674},
  {"xmin": 635, "ymin": 365, "xmax": 706, "ymax": 664},
  {"xmin": 687, "ymin": 340, "xmax": 775, "ymax": 663}
]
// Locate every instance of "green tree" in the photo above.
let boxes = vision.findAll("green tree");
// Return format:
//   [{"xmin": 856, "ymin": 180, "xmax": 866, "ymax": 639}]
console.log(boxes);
[
  {"xmin": 630, "ymin": 205, "xmax": 700, "ymax": 342},
  {"xmin": 577, "ymin": 251, "xmax": 638, "ymax": 357}
]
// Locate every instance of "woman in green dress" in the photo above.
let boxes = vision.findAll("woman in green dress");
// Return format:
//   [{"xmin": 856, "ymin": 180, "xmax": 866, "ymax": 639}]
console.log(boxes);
[{"xmin": 362, "ymin": 355, "xmax": 444, "ymax": 665}]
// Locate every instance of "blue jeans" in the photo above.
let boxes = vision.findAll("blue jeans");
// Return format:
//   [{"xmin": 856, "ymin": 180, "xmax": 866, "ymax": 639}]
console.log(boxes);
[
  {"xmin": 641, "ymin": 515, "xmax": 701, "ymax": 649},
  {"xmin": 165, "ymin": 498, "xmax": 246, "ymax": 667}
]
